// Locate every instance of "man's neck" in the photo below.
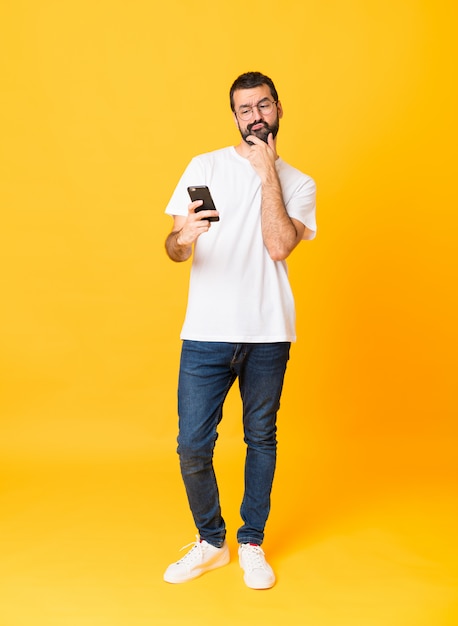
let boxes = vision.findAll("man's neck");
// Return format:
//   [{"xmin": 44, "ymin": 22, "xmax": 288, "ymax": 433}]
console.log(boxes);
[{"xmin": 234, "ymin": 141, "xmax": 250, "ymax": 158}]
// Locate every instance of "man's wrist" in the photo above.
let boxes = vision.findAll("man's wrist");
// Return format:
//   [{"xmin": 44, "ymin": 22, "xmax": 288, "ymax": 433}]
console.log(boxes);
[
  {"xmin": 260, "ymin": 164, "xmax": 279, "ymax": 187},
  {"xmin": 175, "ymin": 229, "xmax": 184, "ymax": 246}
]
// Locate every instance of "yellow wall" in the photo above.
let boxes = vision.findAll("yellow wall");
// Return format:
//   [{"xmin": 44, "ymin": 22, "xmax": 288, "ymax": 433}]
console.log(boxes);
[{"xmin": 2, "ymin": 0, "xmax": 456, "ymax": 459}]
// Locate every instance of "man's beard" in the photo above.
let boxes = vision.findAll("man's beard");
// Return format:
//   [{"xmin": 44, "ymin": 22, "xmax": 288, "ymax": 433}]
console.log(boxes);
[{"xmin": 239, "ymin": 117, "xmax": 280, "ymax": 145}]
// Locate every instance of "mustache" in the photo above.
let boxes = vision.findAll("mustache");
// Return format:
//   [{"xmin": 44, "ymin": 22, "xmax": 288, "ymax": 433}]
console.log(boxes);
[{"xmin": 247, "ymin": 120, "xmax": 268, "ymax": 132}]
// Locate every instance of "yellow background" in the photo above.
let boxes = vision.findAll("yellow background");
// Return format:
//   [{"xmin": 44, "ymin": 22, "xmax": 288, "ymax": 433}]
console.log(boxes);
[{"xmin": 1, "ymin": 1, "xmax": 457, "ymax": 624}]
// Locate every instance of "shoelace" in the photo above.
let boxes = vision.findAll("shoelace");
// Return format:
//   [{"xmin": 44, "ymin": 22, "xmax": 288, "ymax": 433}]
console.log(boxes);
[
  {"xmin": 241, "ymin": 545, "xmax": 268, "ymax": 571},
  {"xmin": 177, "ymin": 536, "xmax": 203, "ymax": 565}
]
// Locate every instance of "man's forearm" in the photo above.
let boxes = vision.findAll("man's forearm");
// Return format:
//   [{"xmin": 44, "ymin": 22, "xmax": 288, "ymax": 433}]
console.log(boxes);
[
  {"xmin": 260, "ymin": 170, "xmax": 299, "ymax": 261},
  {"xmin": 165, "ymin": 229, "xmax": 193, "ymax": 262}
]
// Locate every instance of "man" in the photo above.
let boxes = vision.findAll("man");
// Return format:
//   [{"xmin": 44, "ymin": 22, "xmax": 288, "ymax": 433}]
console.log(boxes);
[{"xmin": 163, "ymin": 71, "xmax": 316, "ymax": 589}]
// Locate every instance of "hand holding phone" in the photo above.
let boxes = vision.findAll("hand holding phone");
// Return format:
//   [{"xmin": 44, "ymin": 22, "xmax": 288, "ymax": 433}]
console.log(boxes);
[{"xmin": 187, "ymin": 185, "xmax": 220, "ymax": 222}]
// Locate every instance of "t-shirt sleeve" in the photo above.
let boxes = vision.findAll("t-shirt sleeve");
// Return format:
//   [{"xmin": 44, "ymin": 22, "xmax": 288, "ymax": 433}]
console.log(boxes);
[
  {"xmin": 165, "ymin": 157, "xmax": 205, "ymax": 217},
  {"xmin": 285, "ymin": 175, "xmax": 317, "ymax": 240}
]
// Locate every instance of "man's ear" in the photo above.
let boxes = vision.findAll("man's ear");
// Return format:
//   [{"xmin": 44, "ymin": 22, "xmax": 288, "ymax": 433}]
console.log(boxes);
[{"xmin": 277, "ymin": 100, "xmax": 284, "ymax": 119}]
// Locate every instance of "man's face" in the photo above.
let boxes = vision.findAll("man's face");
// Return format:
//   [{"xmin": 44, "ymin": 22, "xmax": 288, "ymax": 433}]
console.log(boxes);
[{"xmin": 232, "ymin": 84, "xmax": 283, "ymax": 145}]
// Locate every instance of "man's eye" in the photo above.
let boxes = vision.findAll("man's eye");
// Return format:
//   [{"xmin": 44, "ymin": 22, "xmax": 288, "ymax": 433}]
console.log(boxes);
[
  {"xmin": 258, "ymin": 104, "xmax": 269, "ymax": 112},
  {"xmin": 240, "ymin": 108, "xmax": 251, "ymax": 116}
]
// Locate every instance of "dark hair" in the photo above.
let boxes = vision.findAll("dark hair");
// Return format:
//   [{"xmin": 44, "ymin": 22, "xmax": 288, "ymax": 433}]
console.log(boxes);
[{"xmin": 229, "ymin": 71, "xmax": 279, "ymax": 112}]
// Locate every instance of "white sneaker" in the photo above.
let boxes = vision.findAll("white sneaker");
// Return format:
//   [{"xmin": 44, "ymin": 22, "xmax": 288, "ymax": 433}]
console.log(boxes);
[
  {"xmin": 164, "ymin": 536, "xmax": 230, "ymax": 583},
  {"xmin": 238, "ymin": 543, "xmax": 276, "ymax": 589}
]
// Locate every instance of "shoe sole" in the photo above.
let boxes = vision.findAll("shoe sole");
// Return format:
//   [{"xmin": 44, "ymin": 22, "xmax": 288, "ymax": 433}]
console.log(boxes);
[{"xmin": 242, "ymin": 574, "xmax": 276, "ymax": 590}]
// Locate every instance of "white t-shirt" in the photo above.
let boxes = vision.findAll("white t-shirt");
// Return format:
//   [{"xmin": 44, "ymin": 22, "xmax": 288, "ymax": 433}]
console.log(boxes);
[{"xmin": 165, "ymin": 146, "xmax": 316, "ymax": 342}]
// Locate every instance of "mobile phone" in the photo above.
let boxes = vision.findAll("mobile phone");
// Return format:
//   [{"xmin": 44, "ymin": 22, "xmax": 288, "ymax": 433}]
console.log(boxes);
[{"xmin": 187, "ymin": 185, "xmax": 220, "ymax": 222}]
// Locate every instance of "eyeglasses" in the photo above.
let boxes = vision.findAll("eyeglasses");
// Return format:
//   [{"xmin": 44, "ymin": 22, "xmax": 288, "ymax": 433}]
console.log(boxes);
[{"xmin": 236, "ymin": 99, "xmax": 278, "ymax": 121}]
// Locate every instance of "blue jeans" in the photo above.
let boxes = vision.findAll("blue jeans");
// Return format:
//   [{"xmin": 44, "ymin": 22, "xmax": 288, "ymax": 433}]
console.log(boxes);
[{"xmin": 176, "ymin": 340, "xmax": 290, "ymax": 548}]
